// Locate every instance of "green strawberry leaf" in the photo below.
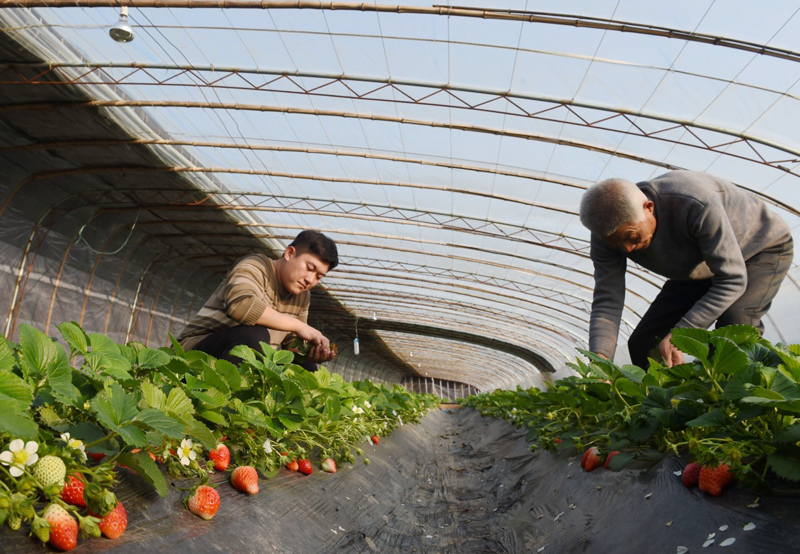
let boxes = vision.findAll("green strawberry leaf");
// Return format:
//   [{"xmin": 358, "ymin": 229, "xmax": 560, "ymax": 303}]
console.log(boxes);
[
  {"xmin": 0, "ymin": 371, "xmax": 33, "ymax": 410},
  {"xmin": 169, "ymin": 333, "xmax": 185, "ymax": 358},
  {"xmin": 615, "ymin": 379, "xmax": 645, "ymax": 400},
  {"xmin": 184, "ymin": 419, "xmax": 216, "ymax": 450},
  {"xmin": 202, "ymin": 366, "xmax": 230, "ymax": 395},
  {"xmin": 626, "ymin": 414, "xmax": 660, "ymax": 443},
  {"xmin": 325, "ymin": 396, "xmax": 341, "ymax": 421},
  {"xmin": 709, "ymin": 337, "xmax": 748, "ymax": 374},
  {"xmin": 619, "ymin": 364, "xmax": 645, "ymax": 384},
  {"xmin": 710, "ymin": 325, "xmax": 760, "ymax": 346},
  {"xmin": 0, "ymin": 336, "xmax": 15, "ymax": 372},
  {"xmin": 137, "ymin": 348, "xmax": 171, "ymax": 369},
  {"xmin": 116, "ymin": 424, "xmax": 147, "ymax": 447},
  {"xmin": 773, "ymin": 424, "xmax": 800, "ymax": 444},
  {"xmin": 607, "ymin": 451, "xmax": 635, "ymax": 471},
  {"xmin": 85, "ymin": 352, "xmax": 133, "ymax": 380},
  {"xmin": 116, "ymin": 451, "xmax": 168, "ymax": 497},
  {"xmin": 197, "ymin": 409, "xmax": 227, "ymax": 426},
  {"xmin": 134, "ymin": 408, "xmax": 184, "ymax": 439},
  {"xmin": 767, "ymin": 447, "xmax": 800, "ymax": 481},
  {"xmin": 772, "ymin": 370, "xmax": 800, "ymax": 399},
  {"xmin": 274, "ymin": 350, "xmax": 295, "ymax": 366},
  {"xmin": 165, "ymin": 387, "xmax": 195, "ymax": 423},
  {"xmin": 686, "ymin": 408, "xmax": 726, "ymax": 428},
  {"xmin": 213, "ymin": 359, "xmax": 242, "ymax": 392},
  {"xmin": 57, "ymin": 322, "xmax": 89, "ymax": 356},
  {"xmin": 229, "ymin": 344, "xmax": 256, "ymax": 364},
  {"xmin": 0, "ymin": 399, "xmax": 38, "ymax": 437},
  {"xmin": 669, "ymin": 335, "xmax": 708, "ymax": 363},
  {"xmin": 141, "ymin": 381, "xmax": 167, "ymax": 411}
]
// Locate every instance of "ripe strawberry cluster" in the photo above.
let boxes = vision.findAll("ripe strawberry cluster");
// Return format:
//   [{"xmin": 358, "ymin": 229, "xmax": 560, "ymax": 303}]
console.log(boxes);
[
  {"xmin": 185, "ymin": 440, "xmax": 366, "ymax": 520},
  {"xmin": 681, "ymin": 462, "xmax": 733, "ymax": 497},
  {"xmin": 579, "ymin": 446, "xmax": 620, "ymax": 472},
  {"xmin": 14, "ymin": 454, "xmax": 129, "ymax": 552}
]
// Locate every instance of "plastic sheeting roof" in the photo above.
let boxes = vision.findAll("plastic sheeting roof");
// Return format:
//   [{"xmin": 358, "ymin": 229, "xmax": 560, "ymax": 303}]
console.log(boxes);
[{"xmin": 1, "ymin": 1, "xmax": 800, "ymax": 390}]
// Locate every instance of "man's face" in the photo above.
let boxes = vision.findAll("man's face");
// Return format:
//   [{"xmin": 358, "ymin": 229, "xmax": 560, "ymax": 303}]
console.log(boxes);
[
  {"xmin": 280, "ymin": 247, "xmax": 330, "ymax": 295},
  {"xmin": 603, "ymin": 200, "xmax": 657, "ymax": 254}
]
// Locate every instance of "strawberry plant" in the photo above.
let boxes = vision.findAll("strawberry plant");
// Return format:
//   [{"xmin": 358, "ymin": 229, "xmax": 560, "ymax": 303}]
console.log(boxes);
[
  {"xmin": 462, "ymin": 325, "xmax": 800, "ymax": 492},
  {"xmin": 0, "ymin": 321, "xmax": 437, "ymax": 549}
]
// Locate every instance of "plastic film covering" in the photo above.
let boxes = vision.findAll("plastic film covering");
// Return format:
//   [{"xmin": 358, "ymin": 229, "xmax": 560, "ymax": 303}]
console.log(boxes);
[
  {"xmin": 1, "ymin": 2, "xmax": 800, "ymax": 388},
  {"xmin": 3, "ymin": 408, "xmax": 798, "ymax": 553}
]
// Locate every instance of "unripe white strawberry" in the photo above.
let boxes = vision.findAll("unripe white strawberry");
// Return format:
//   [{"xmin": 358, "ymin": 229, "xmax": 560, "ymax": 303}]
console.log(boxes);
[{"xmin": 33, "ymin": 456, "xmax": 66, "ymax": 487}]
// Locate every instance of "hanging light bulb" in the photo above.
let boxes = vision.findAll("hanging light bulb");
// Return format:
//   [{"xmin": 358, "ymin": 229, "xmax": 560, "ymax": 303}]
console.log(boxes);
[
  {"xmin": 353, "ymin": 338, "xmax": 360, "ymax": 355},
  {"xmin": 372, "ymin": 312, "xmax": 377, "ymax": 321},
  {"xmin": 109, "ymin": 6, "xmax": 134, "ymax": 42}
]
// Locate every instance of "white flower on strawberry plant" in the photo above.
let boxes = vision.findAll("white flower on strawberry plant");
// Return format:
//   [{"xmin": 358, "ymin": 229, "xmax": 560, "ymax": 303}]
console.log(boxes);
[
  {"xmin": 392, "ymin": 410, "xmax": 397, "ymax": 416},
  {"xmin": 364, "ymin": 400, "xmax": 371, "ymax": 409},
  {"xmin": 0, "ymin": 439, "xmax": 39, "ymax": 477},
  {"xmin": 59, "ymin": 433, "xmax": 87, "ymax": 461},
  {"xmin": 177, "ymin": 438, "xmax": 197, "ymax": 466},
  {"xmin": 353, "ymin": 406, "xmax": 364, "ymax": 415},
  {"xmin": 263, "ymin": 439, "xmax": 273, "ymax": 455}
]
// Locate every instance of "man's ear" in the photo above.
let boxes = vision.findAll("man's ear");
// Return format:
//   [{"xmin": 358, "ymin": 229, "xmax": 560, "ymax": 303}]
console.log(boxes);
[
  {"xmin": 644, "ymin": 199, "xmax": 655, "ymax": 214},
  {"xmin": 283, "ymin": 245, "xmax": 296, "ymax": 260}
]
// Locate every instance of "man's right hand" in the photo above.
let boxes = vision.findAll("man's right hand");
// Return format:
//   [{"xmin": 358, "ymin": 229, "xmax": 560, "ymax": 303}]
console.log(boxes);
[{"xmin": 296, "ymin": 323, "xmax": 330, "ymax": 351}]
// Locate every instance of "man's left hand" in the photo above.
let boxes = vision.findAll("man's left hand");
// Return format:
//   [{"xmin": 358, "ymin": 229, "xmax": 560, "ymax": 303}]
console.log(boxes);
[
  {"xmin": 306, "ymin": 344, "xmax": 337, "ymax": 364},
  {"xmin": 659, "ymin": 333, "xmax": 684, "ymax": 367}
]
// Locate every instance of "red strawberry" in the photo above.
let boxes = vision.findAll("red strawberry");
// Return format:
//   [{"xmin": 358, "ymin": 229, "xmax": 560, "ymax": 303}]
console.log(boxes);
[
  {"xmin": 604, "ymin": 450, "xmax": 620, "ymax": 470},
  {"xmin": 231, "ymin": 466, "xmax": 259, "ymax": 495},
  {"xmin": 96, "ymin": 500, "xmax": 127, "ymax": 539},
  {"xmin": 298, "ymin": 459, "xmax": 313, "ymax": 475},
  {"xmin": 582, "ymin": 447, "xmax": 604, "ymax": 472},
  {"xmin": 682, "ymin": 462, "xmax": 701, "ymax": 487},
  {"xmin": 580, "ymin": 446, "xmax": 593, "ymax": 468},
  {"xmin": 371, "ymin": 435, "xmax": 380, "ymax": 445},
  {"xmin": 554, "ymin": 437, "xmax": 562, "ymax": 444},
  {"xmin": 43, "ymin": 503, "xmax": 78, "ymax": 551},
  {"xmin": 88, "ymin": 452, "xmax": 106, "ymax": 463},
  {"xmin": 321, "ymin": 458, "xmax": 337, "ymax": 473},
  {"xmin": 187, "ymin": 485, "xmax": 220, "ymax": 520},
  {"xmin": 209, "ymin": 444, "xmax": 230, "ymax": 472},
  {"xmin": 698, "ymin": 463, "xmax": 733, "ymax": 496},
  {"xmin": 285, "ymin": 459, "xmax": 299, "ymax": 472},
  {"xmin": 61, "ymin": 474, "xmax": 86, "ymax": 507}
]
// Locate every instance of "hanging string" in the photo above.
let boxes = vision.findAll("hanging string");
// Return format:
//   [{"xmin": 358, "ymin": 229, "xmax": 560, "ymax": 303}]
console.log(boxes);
[{"xmin": 74, "ymin": 208, "xmax": 141, "ymax": 255}]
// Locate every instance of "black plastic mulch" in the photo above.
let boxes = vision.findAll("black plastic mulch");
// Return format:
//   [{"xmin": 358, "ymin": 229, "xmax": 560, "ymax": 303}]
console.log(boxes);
[{"xmin": 3, "ymin": 407, "xmax": 799, "ymax": 553}]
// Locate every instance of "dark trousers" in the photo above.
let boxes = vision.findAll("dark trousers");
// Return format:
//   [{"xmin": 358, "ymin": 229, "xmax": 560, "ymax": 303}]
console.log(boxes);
[
  {"xmin": 193, "ymin": 325, "xmax": 318, "ymax": 372},
  {"xmin": 628, "ymin": 239, "xmax": 794, "ymax": 367}
]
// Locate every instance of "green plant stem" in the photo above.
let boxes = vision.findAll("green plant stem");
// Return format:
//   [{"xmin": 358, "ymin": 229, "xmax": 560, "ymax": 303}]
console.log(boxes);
[{"xmin": 84, "ymin": 432, "xmax": 117, "ymax": 449}]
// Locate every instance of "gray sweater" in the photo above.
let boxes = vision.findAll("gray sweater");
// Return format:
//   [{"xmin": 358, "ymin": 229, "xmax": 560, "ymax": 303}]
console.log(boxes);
[{"xmin": 589, "ymin": 170, "xmax": 792, "ymax": 359}]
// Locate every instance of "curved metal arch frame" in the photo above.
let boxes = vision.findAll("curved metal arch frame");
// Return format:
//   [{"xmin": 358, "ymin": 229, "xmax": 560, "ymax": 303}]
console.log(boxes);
[
  {"xmin": 3, "ymin": 99, "xmax": 795, "ymax": 215},
  {"xmin": 326, "ymin": 286, "xmax": 584, "ymax": 349},
  {"xmin": 325, "ymin": 270, "xmax": 594, "ymax": 336},
  {"xmin": 8, "ymin": 1, "xmax": 800, "ymax": 66},
  {"xmin": 7, "ymin": 61, "xmax": 798, "ymax": 181},
  {"xmin": 323, "ymin": 294, "xmax": 578, "ymax": 366},
  {"xmin": 330, "ymin": 267, "xmax": 596, "ymax": 332}
]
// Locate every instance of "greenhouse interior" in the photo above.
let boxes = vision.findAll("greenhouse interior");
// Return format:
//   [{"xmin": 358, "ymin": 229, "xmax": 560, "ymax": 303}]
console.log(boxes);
[{"xmin": 0, "ymin": 1, "xmax": 799, "ymax": 552}]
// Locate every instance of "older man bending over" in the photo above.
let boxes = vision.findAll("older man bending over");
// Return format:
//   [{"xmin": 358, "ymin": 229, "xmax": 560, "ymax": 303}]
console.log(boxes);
[{"xmin": 579, "ymin": 170, "xmax": 793, "ymax": 368}]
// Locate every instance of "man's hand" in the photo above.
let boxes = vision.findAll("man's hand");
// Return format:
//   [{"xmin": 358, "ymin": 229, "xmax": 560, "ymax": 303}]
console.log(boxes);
[
  {"xmin": 295, "ymin": 323, "xmax": 330, "ymax": 351},
  {"xmin": 306, "ymin": 344, "xmax": 336, "ymax": 364},
  {"xmin": 659, "ymin": 333, "xmax": 684, "ymax": 367}
]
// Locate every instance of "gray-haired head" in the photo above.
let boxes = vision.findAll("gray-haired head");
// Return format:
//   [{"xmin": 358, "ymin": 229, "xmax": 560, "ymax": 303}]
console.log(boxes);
[{"xmin": 579, "ymin": 178, "xmax": 648, "ymax": 237}]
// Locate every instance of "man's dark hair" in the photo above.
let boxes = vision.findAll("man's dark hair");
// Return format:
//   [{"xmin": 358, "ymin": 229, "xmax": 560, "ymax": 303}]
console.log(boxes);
[{"xmin": 289, "ymin": 230, "xmax": 339, "ymax": 270}]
